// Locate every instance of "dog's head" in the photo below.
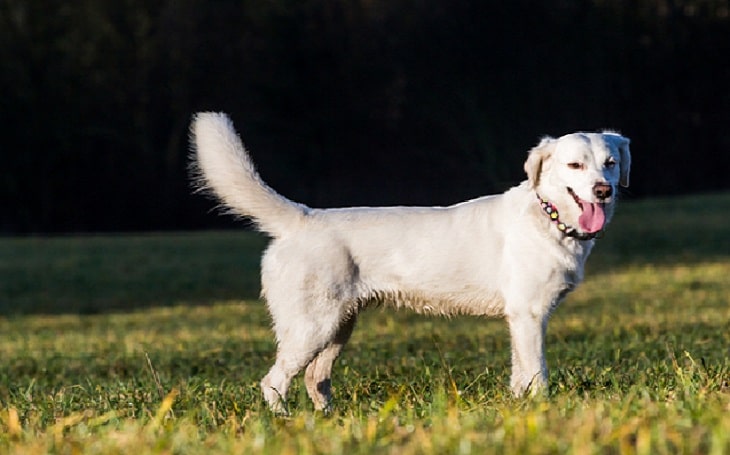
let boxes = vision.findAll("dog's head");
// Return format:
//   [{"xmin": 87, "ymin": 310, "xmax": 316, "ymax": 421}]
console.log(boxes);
[{"xmin": 524, "ymin": 131, "xmax": 631, "ymax": 236}]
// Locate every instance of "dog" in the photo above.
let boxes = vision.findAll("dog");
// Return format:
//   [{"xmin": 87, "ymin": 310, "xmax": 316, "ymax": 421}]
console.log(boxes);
[{"xmin": 190, "ymin": 112, "xmax": 631, "ymax": 412}]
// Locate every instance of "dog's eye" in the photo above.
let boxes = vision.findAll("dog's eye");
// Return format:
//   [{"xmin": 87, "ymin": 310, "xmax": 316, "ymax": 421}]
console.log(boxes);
[
  {"xmin": 605, "ymin": 159, "xmax": 616, "ymax": 169},
  {"xmin": 567, "ymin": 162, "xmax": 584, "ymax": 170}
]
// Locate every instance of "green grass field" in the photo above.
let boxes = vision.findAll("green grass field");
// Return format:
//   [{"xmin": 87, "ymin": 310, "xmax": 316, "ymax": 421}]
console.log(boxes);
[{"xmin": 1, "ymin": 193, "xmax": 729, "ymax": 454}]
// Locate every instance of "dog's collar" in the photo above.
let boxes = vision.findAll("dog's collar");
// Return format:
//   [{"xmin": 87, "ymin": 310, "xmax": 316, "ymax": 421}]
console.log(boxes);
[{"xmin": 535, "ymin": 193, "xmax": 600, "ymax": 241}]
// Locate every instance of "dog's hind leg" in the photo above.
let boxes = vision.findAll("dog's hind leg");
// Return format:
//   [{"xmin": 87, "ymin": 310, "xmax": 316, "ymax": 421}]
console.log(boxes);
[
  {"xmin": 259, "ymin": 243, "xmax": 360, "ymax": 413},
  {"xmin": 304, "ymin": 315, "xmax": 357, "ymax": 411},
  {"xmin": 260, "ymin": 307, "xmax": 349, "ymax": 414},
  {"xmin": 260, "ymin": 359, "xmax": 299, "ymax": 414}
]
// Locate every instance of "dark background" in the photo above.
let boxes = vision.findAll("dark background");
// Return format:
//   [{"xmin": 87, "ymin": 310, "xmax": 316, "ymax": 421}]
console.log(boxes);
[{"xmin": 1, "ymin": 0, "xmax": 728, "ymax": 233}]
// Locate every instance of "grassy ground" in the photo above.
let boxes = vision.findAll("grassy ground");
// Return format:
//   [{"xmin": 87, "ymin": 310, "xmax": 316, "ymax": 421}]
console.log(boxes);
[{"xmin": 1, "ymin": 192, "xmax": 729, "ymax": 454}]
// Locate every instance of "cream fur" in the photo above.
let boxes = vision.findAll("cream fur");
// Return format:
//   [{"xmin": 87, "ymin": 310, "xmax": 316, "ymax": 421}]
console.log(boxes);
[{"xmin": 190, "ymin": 112, "xmax": 631, "ymax": 413}]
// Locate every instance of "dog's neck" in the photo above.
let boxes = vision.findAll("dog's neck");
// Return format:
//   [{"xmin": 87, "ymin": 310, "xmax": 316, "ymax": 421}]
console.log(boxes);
[{"xmin": 535, "ymin": 193, "xmax": 600, "ymax": 241}]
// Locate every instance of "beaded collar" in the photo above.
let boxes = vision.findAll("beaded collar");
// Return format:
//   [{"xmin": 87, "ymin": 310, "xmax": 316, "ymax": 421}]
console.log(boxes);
[{"xmin": 536, "ymin": 193, "xmax": 600, "ymax": 241}]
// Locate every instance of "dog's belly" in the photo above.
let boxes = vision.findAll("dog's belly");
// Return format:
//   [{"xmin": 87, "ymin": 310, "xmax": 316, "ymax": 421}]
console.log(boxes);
[{"xmin": 360, "ymin": 283, "xmax": 505, "ymax": 317}]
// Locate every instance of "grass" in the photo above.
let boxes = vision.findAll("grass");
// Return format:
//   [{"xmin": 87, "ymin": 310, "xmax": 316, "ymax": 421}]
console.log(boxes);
[{"xmin": 1, "ymin": 192, "xmax": 729, "ymax": 454}]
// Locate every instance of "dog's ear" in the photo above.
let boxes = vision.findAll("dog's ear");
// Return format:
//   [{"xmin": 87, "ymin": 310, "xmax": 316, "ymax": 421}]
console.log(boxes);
[
  {"xmin": 524, "ymin": 136, "xmax": 555, "ymax": 188},
  {"xmin": 603, "ymin": 132, "xmax": 631, "ymax": 187}
]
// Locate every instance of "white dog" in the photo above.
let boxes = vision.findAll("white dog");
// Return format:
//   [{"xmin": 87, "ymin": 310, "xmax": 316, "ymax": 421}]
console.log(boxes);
[{"xmin": 190, "ymin": 113, "xmax": 631, "ymax": 412}]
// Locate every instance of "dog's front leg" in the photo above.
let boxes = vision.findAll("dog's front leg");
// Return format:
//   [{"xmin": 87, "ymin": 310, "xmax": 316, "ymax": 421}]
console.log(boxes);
[{"xmin": 506, "ymin": 311, "xmax": 548, "ymax": 396}]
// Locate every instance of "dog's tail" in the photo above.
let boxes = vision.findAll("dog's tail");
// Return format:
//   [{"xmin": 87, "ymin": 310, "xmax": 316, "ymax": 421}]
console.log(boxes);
[{"xmin": 190, "ymin": 112, "xmax": 308, "ymax": 236}]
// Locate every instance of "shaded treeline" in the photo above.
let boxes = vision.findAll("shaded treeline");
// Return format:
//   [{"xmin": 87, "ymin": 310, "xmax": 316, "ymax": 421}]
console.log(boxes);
[{"xmin": 1, "ymin": 0, "xmax": 728, "ymax": 233}]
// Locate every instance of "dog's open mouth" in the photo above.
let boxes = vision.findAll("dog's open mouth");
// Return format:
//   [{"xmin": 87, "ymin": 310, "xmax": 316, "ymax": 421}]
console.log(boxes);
[{"xmin": 567, "ymin": 187, "xmax": 606, "ymax": 233}]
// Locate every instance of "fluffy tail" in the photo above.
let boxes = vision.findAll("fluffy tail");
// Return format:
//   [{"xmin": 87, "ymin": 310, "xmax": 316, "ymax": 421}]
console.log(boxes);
[{"xmin": 190, "ymin": 112, "xmax": 308, "ymax": 236}]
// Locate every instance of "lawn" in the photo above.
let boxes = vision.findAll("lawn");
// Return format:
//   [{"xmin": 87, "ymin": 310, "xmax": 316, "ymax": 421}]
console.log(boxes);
[{"xmin": 1, "ymin": 193, "xmax": 729, "ymax": 454}]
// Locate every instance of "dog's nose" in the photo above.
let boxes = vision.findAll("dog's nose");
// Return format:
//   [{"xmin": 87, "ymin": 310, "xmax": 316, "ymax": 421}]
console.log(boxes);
[{"xmin": 593, "ymin": 183, "xmax": 613, "ymax": 200}]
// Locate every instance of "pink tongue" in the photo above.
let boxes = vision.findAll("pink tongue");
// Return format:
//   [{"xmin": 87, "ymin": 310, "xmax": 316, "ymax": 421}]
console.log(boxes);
[{"xmin": 578, "ymin": 201, "xmax": 606, "ymax": 233}]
